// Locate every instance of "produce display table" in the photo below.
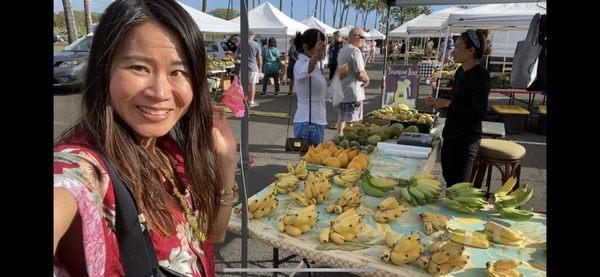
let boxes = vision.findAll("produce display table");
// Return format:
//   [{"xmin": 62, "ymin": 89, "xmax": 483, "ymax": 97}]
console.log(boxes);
[{"xmin": 227, "ymin": 172, "xmax": 547, "ymax": 276}]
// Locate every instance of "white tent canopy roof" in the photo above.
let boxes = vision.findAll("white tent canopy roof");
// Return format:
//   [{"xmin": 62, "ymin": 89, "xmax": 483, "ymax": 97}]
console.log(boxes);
[
  {"xmin": 177, "ymin": 1, "xmax": 240, "ymax": 35},
  {"xmin": 406, "ymin": 7, "xmax": 467, "ymax": 34},
  {"xmin": 301, "ymin": 16, "xmax": 338, "ymax": 36},
  {"xmin": 392, "ymin": 0, "xmax": 541, "ymax": 4},
  {"xmin": 389, "ymin": 14, "xmax": 442, "ymax": 38},
  {"xmin": 368, "ymin": 29, "xmax": 386, "ymax": 40},
  {"xmin": 448, "ymin": 3, "xmax": 547, "ymax": 31},
  {"xmin": 231, "ymin": 2, "xmax": 310, "ymax": 36},
  {"xmin": 337, "ymin": 25, "xmax": 354, "ymax": 37}
]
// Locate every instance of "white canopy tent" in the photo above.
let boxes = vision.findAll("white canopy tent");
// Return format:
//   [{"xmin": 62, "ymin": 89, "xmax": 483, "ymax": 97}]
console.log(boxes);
[
  {"xmin": 230, "ymin": 2, "xmax": 310, "ymax": 37},
  {"xmin": 368, "ymin": 29, "xmax": 386, "ymax": 40},
  {"xmin": 301, "ymin": 16, "xmax": 338, "ymax": 36},
  {"xmin": 406, "ymin": 7, "xmax": 467, "ymax": 35},
  {"xmin": 448, "ymin": 2, "xmax": 547, "ymax": 31},
  {"xmin": 177, "ymin": 1, "xmax": 240, "ymax": 35},
  {"xmin": 337, "ymin": 25, "xmax": 354, "ymax": 37}
]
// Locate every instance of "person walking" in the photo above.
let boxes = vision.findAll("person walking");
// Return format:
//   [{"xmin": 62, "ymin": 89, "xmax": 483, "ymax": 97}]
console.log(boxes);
[
  {"xmin": 261, "ymin": 38, "xmax": 281, "ymax": 96},
  {"xmin": 335, "ymin": 28, "xmax": 370, "ymax": 135},
  {"xmin": 236, "ymin": 31, "xmax": 262, "ymax": 107},
  {"xmin": 287, "ymin": 38, "xmax": 299, "ymax": 95},
  {"xmin": 327, "ymin": 31, "xmax": 344, "ymax": 80}
]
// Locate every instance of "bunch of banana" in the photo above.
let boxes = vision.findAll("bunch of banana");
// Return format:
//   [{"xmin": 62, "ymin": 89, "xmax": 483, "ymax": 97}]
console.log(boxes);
[
  {"xmin": 288, "ymin": 172, "xmax": 332, "ymax": 206},
  {"xmin": 493, "ymin": 184, "xmax": 534, "ymax": 221},
  {"xmin": 332, "ymin": 168, "xmax": 362, "ymax": 188},
  {"xmin": 316, "ymin": 168, "xmax": 337, "ymax": 179},
  {"xmin": 419, "ymin": 241, "xmax": 469, "ymax": 276},
  {"xmin": 441, "ymin": 182, "xmax": 488, "ymax": 213},
  {"xmin": 380, "ymin": 231, "xmax": 425, "ymax": 266},
  {"xmin": 482, "ymin": 221, "xmax": 525, "ymax": 246},
  {"xmin": 287, "ymin": 161, "xmax": 309, "ymax": 180},
  {"xmin": 420, "ymin": 212, "xmax": 449, "ymax": 235},
  {"xmin": 399, "ymin": 174, "xmax": 442, "ymax": 206},
  {"xmin": 272, "ymin": 174, "xmax": 300, "ymax": 195},
  {"xmin": 319, "ymin": 208, "xmax": 363, "ymax": 244},
  {"xmin": 360, "ymin": 171, "xmax": 397, "ymax": 197},
  {"xmin": 486, "ymin": 259, "xmax": 523, "ymax": 277},
  {"xmin": 447, "ymin": 228, "xmax": 490, "ymax": 248},
  {"xmin": 325, "ymin": 186, "xmax": 361, "ymax": 214},
  {"xmin": 233, "ymin": 186, "xmax": 278, "ymax": 220},
  {"xmin": 277, "ymin": 204, "xmax": 319, "ymax": 237},
  {"xmin": 373, "ymin": 197, "xmax": 407, "ymax": 223}
]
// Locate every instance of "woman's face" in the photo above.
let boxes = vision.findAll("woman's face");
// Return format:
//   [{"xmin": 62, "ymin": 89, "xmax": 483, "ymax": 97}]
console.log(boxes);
[
  {"xmin": 109, "ymin": 22, "xmax": 193, "ymax": 138},
  {"xmin": 452, "ymin": 36, "xmax": 475, "ymax": 63}
]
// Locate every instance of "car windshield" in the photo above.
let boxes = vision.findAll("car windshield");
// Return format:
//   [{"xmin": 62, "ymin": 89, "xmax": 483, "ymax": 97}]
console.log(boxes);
[{"xmin": 63, "ymin": 35, "xmax": 93, "ymax": 52}]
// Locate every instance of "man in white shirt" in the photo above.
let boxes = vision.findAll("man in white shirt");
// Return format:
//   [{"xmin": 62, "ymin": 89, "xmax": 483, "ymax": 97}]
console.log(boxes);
[{"xmin": 335, "ymin": 28, "xmax": 370, "ymax": 136}]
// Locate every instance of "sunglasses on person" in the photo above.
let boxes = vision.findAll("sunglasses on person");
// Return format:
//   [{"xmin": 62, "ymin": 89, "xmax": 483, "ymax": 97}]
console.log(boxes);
[{"xmin": 352, "ymin": 33, "xmax": 366, "ymax": 39}]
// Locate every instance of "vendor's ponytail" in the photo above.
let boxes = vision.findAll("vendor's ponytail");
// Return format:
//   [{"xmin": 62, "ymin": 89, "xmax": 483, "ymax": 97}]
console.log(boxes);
[{"xmin": 476, "ymin": 29, "xmax": 492, "ymax": 56}]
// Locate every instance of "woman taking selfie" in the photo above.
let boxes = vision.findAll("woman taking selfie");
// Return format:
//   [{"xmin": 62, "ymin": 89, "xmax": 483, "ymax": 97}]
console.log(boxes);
[
  {"xmin": 53, "ymin": 0, "xmax": 238, "ymax": 276},
  {"xmin": 426, "ymin": 29, "xmax": 491, "ymax": 188}
]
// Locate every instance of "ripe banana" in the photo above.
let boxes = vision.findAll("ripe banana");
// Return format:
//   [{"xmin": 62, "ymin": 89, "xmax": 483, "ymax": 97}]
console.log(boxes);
[
  {"xmin": 278, "ymin": 204, "xmax": 318, "ymax": 237},
  {"xmin": 381, "ymin": 231, "xmax": 425, "ymax": 267},
  {"xmin": 447, "ymin": 228, "xmax": 490, "ymax": 248},
  {"xmin": 320, "ymin": 208, "xmax": 362, "ymax": 245},
  {"xmin": 483, "ymin": 220, "xmax": 524, "ymax": 245},
  {"xmin": 487, "ymin": 259, "xmax": 523, "ymax": 277},
  {"xmin": 426, "ymin": 241, "xmax": 468, "ymax": 276}
]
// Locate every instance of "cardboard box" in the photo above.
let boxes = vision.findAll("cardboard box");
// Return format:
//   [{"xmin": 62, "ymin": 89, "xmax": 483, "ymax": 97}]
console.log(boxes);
[{"xmin": 221, "ymin": 78, "xmax": 231, "ymax": 90}]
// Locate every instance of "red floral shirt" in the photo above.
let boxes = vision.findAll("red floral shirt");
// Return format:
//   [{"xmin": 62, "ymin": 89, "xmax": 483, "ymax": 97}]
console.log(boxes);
[{"xmin": 54, "ymin": 132, "xmax": 215, "ymax": 276}]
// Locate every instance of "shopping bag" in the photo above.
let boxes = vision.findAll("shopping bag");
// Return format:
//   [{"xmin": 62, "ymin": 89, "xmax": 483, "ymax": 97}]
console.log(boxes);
[
  {"xmin": 511, "ymin": 13, "xmax": 542, "ymax": 89},
  {"xmin": 326, "ymin": 70, "xmax": 344, "ymax": 107}
]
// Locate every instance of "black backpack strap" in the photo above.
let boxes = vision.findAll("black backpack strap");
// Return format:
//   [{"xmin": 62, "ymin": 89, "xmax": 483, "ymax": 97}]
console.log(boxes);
[{"xmin": 96, "ymin": 152, "xmax": 159, "ymax": 277}]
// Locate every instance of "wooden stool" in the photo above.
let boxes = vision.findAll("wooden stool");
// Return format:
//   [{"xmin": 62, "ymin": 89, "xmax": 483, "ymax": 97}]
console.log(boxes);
[
  {"xmin": 470, "ymin": 139, "xmax": 526, "ymax": 195},
  {"xmin": 491, "ymin": 104, "xmax": 530, "ymax": 135}
]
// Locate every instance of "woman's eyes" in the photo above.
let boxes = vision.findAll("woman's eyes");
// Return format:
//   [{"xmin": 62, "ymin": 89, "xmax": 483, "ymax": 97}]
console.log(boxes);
[
  {"xmin": 171, "ymin": 70, "xmax": 189, "ymax": 77},
  {"xmin": 130, "ymin": 65, "xmax": 149, "ymax": 73}
]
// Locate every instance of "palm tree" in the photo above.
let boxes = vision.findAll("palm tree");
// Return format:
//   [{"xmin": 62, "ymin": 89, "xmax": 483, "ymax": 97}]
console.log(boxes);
[
  {"xmin": 62, "ymin": 0, "xmax": 77, "ymax": 44},
  {"xmin": 314, "ymin": 0, "xmax": 319, "ymax": 17},
  {"xmin": 332, "ymin": 0, "xmax": 340, "ymax": 27},
  {"xmin": 202, "ymin": 0, "xmax": 207, "ymax": 12},
  {"xmin": 280, "ymin": 0, "xmax": 283, "ymax": 11},
  {"xmin": 83, "ymin": 0, "xmax": 93, "ymax": 34}
]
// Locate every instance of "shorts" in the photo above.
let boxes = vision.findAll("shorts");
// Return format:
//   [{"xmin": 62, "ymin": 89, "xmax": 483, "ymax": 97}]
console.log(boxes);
[
  {"xmin": 338, "ymin": 101, "xmax": 363, "ymax": 123},
  {"xmin": 249, "ymin": 71, "xmax": 260, "ymax": 84},
  {"xmin": 293, "ymin": 122, "xmax": 325, "ymax": 146}
]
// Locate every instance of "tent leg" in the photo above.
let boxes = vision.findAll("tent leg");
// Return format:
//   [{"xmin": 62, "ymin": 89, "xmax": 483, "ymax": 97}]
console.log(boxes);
[
  {"xmin": 435, "ymin": 26, "xmax": 451, "ymax": 102},
  {"xmin": 502, "ymin": 31, "xmax": 510, "ymax": 72},
  {"xmin": 380, "ymin": 5, "xmax": 392, "ymax": 108}
]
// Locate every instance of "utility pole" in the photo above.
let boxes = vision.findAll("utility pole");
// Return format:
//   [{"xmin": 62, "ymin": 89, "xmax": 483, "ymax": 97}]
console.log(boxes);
[{"xmin": 62, "ymin": 0, "xmax": 78, "ymax": 44}]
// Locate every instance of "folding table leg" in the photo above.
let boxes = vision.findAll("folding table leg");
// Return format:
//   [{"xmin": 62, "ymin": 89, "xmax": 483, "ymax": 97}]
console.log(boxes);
[{"xmin": 273, "ymin": 247, "xmax": 279, "ymax": 277}]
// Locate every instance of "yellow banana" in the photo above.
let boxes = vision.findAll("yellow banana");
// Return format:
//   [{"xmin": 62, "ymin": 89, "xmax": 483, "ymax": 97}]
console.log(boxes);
[
  {"xmin": 431, "ymin": 251, "xmax": 450, "ymax": 264},
  {"xmin": 320, "ymin": 227, "xmax": 331, "ymax": 243},
  {"xmin": 330, "ymin": 232, "xmax": 346, "ymax": 244},
  {"xmin": 385, "ymin": 231, "xmax": 399, "ymax": 248},
  {"xmin": 423, "ymin": 220, "xmax": 434, "ymax": 235},
  {"xmin": 284, "ymin": 225, "xmax": 302, "ymax": 237},
  {"xmin": 378, "ymin": 197, "xmax": 400, "ymax": 210},
  {"xmin": 389, "ymin": 251, "xmax": 410, "ymax": 265},
  {"xmin": 380, "ymin": 248, "xmax": 391, "ymax": 263},
  {"xmin": 277, "ymin": 220, "xmax": 285, "ymax": 232},
  {"xmin": 297, "ymin": 224, "xmax": 312, "ymax": 233},
  {"xmin": 490, "ymin": 259, "xmax": 522, "ymax": 270},
  {"xmin": 340, "ymin": 232, "xmax": 357, "ymax": 241}
]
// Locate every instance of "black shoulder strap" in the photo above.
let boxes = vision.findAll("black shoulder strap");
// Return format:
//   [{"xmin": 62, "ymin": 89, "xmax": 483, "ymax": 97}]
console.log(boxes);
[{"xmin": 96, "ymin": 152, "xmax": 159, "ymax": 277}]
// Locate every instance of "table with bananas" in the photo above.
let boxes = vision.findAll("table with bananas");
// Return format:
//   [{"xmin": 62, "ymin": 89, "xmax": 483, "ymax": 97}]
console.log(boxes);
[{"xmin": 228, "ymin": 143, "xmax": 546, "ymax": 276}]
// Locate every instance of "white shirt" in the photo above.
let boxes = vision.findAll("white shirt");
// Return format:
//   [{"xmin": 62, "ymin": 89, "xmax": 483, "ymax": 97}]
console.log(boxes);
[{"xmin": 293, "ymin": 54, "xmax": 328, "ymax": 125}]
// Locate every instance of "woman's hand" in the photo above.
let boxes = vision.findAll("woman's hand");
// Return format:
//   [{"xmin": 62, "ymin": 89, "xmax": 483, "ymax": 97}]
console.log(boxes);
[
  {"xmin": 211, "ymin": 103, "xmax": 238, "ymax": 187},
  {"xmin": 425, "ymin": 97, "xmax": 451, "ymax": 109}
]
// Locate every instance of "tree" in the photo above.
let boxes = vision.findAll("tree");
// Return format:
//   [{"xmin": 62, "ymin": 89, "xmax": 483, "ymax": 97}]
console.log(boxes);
[
  {"xmin": 202, "ymin": 0, "xmax": 207, "ymax": 12},
  {"xmin": 279, "ymin": 0, "xmax": 283, "ymax": 12},
  {"xmin": 83, "ymin": 0, "xmax": 93, "ymax": 34},
  {"xmin": 62, "ymin": 0, "xmax": 78, "ymax": 44},
  {"xmin": 314, "ymin": 0, "xmax": 319, "ymax": 17},
  {"xmin": 210, "ymin": 8, "xmax": 240, "ymax": 20},
  {"xmin": 332, "ymin": 0, "xmax": 340, "ymax": 27}
]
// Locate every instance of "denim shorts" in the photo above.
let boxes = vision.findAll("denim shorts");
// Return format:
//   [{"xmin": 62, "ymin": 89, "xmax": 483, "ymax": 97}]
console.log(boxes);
[{"xmin": 293, "ymin": 122, "xmax": 325, "ymax": 146}]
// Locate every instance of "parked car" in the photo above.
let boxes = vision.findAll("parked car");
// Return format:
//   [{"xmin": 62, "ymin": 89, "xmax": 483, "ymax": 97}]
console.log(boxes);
[
  {"xmin": 53, "ymin": 33, "xmax": 93, "ymax": 92},
  {"xmin": 54, "ymin": 30, "xmax": 83, "ymax": 43}
]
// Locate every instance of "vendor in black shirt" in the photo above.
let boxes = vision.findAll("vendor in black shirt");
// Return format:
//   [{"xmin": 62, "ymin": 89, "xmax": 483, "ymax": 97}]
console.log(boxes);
[{"xmin": 426, "ymin": 29, "xmax": 492, "ymax": 187}]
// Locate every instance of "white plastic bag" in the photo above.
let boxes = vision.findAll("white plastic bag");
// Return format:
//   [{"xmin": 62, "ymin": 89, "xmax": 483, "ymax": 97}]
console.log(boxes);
[{"xmin": 326, "ymin": 70, "xmax": 344, "ymax": 107}]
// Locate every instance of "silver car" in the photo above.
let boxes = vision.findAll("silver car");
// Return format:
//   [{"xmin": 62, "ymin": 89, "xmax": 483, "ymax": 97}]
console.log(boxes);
[{"xmin": 54, "ymin": 33, "xmax": 93, "ymax": 92}]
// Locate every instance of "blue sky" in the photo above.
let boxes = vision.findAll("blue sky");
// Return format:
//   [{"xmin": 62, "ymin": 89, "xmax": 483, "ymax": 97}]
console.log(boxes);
[{"xmin": 54, "ymin": 0, "xmax": 468, "ymax": 30}]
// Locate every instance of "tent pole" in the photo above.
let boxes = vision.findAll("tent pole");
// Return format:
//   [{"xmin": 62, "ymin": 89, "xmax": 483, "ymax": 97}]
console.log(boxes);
[
  {"xmin": 405, "ymin": 35, "xmax": 410, "ymax": 63},
  {"xmin": 436, "ymin": 36, "xmax": 442, "ymax": 59},
  {"xmin": 502, "ymin": 31, "xmax": 509, "ymax": 72},
  {"xmin": 380, "ymin": 4, "xmax": 392, "ymax": 108},
  {"xmin": 239, "ymin": 1, "xmax": 249, "ymax": 276},
  {"xmin": 435, "ymin": 26, "xmax": 451, "ymax": 100},
  {"xmin": 487, "ymin": 31, "xmax": 494, "ymax": 69}
]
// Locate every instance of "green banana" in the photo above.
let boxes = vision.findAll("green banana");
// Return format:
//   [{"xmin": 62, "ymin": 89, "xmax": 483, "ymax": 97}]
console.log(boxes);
[
  {"xmin": 408, "ymin": 186, "xmax": 426, "ymax": 202},
  {"xmin": 414, "ymin": 184, "xmax": 438, "ymax": 198},
  {"xmin": 399, "ymin": 187, "xmax": 413, "ymax": 204},
  {"xmin": 452, "ymin": 196, "xmax": 488, "ymax": 207},
  {"xmin": 413, "ymin": 185, "xmax": 436, "ymax": 202},
  {"xmin": 447, "ymin": 182, "xmax": 473, "ymax": 192},
  {"xmin": 361, "ymin": 178, "xmax": 386, "ymax": 197},
  {"xmin": 498, "ymin": 206, "xmax": 534, "ymax": 221},
  {"xmin": 441, "ymin": 198, "xmax": 476, "ymax": 213},
  {"xmin": 449, "ymin": 187, "xmax": 486, "ymax": 198},
  {"xmin": 368, "ymin": 174, "xmax": 397, "ymax": 189},
  {"xmin": 496, "ymin": 187, "xmax": 533, "ymax": 208}
]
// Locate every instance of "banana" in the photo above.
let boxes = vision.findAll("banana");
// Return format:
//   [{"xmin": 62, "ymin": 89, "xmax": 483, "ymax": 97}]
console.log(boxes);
[
  {"xmin": 495, "ymin": 187, "xmax": 533, "ymax": 208},
  {"xmin": 441, "ymin": 198, "xmax": 477, "ymax": 213},
  {"xmin": 423, "ymin": 220, "xmax": 434, "ymax": 235},
  {"xmin": 286, "ymin": 162, "xmax": 295, "ymax": 174},
  {"xmin": 427, "ymin": 241, "xmax": 446, "ymax": 253},
  {"xmin": 284, "ymin": 225, "xmax": 302, "ymax": 237},
  {"xmin": 378, "ymin": 197, "xmax": 400, "ymax": 210},
  {"xmin": 392, "ymin": 233, "xmax": 420, "ymax": 253},
  {"xmin": 277, "ymin": 219, "xmax": 285, "ymax": 232},
  {"xmin": 495, "ymin": 176, "xmax": 518, "ymax": 197},
  {"xmin": 413, "ymin": 185, "xmax": 436, "ymax": 201},
  {"xmin": 330, "ymin": 232, "xmax": 346, "ymax": 244},
  {"xmin": 408, "ymin": 186, "xmax": 426, "ymax": 202},
  {"xmin": 385, "ymin": 231, "xmax": 399, "ymax": 248},
  {"xmin": 289, "ymin": 191, "xmax": 311, "ymax": 206},
  {"xmin": 497, "ymin": 206, "xmax": 534, "ymax": 221},
  {"xmin": 340, "ymin": 231, "xmax": 357, "ymax": 241},
  {"xmin": 412, "ymin": 172, "xmax": 437, "ymax": 180},
  {"xmin": 333, "ymin": 222, "xmax": 361, "ymax": 234},
  {"xmin": 416, "ymin": 255, "xmax": 430, "ymax": 269},
  {"xmin": 368, "ymin": 174, "xmax": 398, "ymax": 189},
  {"xmin": 380, "ymin": 248, "xmax": 391, "ymax": 262},
  {"xmin": 283, "ymin": 215, "xmax": 297, "ymax": 225},
  {"xmin": 389, "ymin": 250, "xmax": 410, "ymax": 265},
  {"xmin": 361, "ymin": 177, "xmax": 386, "ymax": 197},
  {"xmin": 447, "ymin": 182, "xmax": 473, "ymax": 192},
  {"xmin": 297, "ymin": 224, "xmax": 312, "ymax": 233},
  {"xmin": 490, "ymin": 259, "xmax": 522, "ymax": 270},
  {"xmin": 333, "ymin": 175, "xmax": 352, "ymax": 187},
  {"xmin": 399, "ymin": 187, "xmax": 414, "ymax": 205},
  {"xmin": 325, "ymin": 202, "xmax": 336, "ymax": 213},
  {"xmin": 447, "ymin": 229, "xmax": 490, "ymax": 248},
  {"xmin": 320, "ymin": 227, "xmax": 331, "ymax": 243},
  {"xmin": 446, "ymin": 254, "xmax": 469, "ymax": 271},
  {"xmin": 431, "ymin": 251, "xmax": 450, "ymax": 264},
  {"xmin": 248, "ymin": 197, "xmax": 261, "ymax": 212},
  {"xmin": 484, "ymin": 221, "xmax": 524, "ymax": 242}
]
